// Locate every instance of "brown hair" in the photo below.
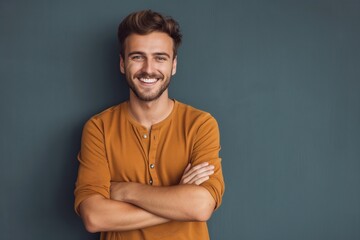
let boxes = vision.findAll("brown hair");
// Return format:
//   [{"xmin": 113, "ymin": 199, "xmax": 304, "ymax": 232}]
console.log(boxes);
[{"xmin": 118, "ymin": 10, "xmax": 182, "ymax": 58}]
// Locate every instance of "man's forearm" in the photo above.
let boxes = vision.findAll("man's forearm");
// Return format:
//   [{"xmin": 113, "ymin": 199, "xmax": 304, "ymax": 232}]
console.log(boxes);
[
  {"xmin": 79, "ymin": 194, "xmax": 169, "ymax": 233},
  {"xmin": 112, "ymin": 183, "xmax": 215, "ymax": 221}
]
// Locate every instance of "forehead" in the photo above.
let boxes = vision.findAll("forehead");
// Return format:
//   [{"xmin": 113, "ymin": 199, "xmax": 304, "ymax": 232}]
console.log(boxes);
[{"xmin": 124, "ymin": 32, "xmax": 174, "ymax": 57}]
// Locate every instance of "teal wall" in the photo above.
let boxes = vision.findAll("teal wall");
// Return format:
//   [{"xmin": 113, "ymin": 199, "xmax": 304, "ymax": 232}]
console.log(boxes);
[{"xmin": 1, "ymin": 0, "xmax": 359, "ymax": 239}]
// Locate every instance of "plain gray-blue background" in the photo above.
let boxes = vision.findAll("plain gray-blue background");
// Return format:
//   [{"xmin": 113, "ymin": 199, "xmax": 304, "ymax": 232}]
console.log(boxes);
[{"xmin": 1, "ymin": 0, "xmax": 359, "ymax": 239}]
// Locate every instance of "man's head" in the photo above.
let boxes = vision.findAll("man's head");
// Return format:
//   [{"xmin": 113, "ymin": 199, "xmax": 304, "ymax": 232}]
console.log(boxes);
[
  {"xmin": 118, "ymin": 10, "xmax": 182, "ymax": 102},
  {"xmin": 118, "ymin": 10, "xmax": 182, "ymax": 59}
]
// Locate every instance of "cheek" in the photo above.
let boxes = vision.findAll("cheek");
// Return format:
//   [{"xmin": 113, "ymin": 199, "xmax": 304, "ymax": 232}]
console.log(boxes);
[
  {"xmin": 126, "ymin": 63, "xmax": 141, "ymax": 75},
  {"xmin": 160, "ymin": 64, "xmax": 175, "ymax": 75}
]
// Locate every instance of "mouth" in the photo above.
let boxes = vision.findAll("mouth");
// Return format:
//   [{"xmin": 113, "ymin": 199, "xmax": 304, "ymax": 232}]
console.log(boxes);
[
  {"xmin": 138, "ymin": 77, "xmax": 158, "ymax": 84},
  {"xmin": 137, "ymin": 76, "xmax": 161, "ymax": 87}
]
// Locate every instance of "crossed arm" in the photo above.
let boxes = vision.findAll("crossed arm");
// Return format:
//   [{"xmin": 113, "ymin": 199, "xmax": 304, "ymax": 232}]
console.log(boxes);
[{"xmin": 79, "ymin": 163, "xmax": 215, "ymax": 233}]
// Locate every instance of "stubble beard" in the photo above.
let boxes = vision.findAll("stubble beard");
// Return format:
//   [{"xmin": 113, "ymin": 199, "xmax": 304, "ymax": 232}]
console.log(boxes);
[{"xmin": 125, "ymin": 72, "xmax": 171, "ymax": 102}]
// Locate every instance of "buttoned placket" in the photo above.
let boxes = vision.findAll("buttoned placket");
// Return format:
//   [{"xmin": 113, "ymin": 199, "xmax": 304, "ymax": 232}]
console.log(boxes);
[
  {"xmin": 148, "ymin": 128, "xmax": 159, "ymax": 185},
  {"xmin": 126, "ymin": 101, "xmax": 174, "ymax": 187},
  {"xmin": 138, "ymin": 128, "xmax": 159, "ymax": 185}
]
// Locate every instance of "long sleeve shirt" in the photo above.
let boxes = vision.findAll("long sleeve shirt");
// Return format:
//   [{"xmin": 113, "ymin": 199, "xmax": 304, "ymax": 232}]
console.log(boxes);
[{"xmin": 74, "ymin": 100, "xmax": 225, "ymax": 240}]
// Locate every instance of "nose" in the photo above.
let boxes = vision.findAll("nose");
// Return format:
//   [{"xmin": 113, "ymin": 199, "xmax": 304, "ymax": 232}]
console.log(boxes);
[{"xmin": 142, "ymin": 59, "xmax": 156, "ymax": 74}]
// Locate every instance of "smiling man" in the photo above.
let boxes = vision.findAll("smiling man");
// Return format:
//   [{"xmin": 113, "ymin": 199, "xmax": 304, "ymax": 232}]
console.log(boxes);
[
  {"xmin": 74, "ymin": 10, "xmax": 225, "ymax": 240},
  {"xmin": 123, "ymin": 32, "xmax": 174, "ymax": 103}
]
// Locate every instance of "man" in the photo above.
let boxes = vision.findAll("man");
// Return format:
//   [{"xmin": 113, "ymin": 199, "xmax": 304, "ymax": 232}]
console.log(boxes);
[{"xmin": 74, "ymin": 10, "xmax": 225, "ymax": 240}]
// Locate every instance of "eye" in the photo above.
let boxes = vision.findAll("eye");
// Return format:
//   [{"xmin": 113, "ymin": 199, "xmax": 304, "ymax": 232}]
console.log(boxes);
[
  {"xmin": 131, "ymin": 55, "xmax": 144, "ymax": 61},
  {"xmin": 155, "ymin": 56, "xmax": 168, "ymax": 62}
]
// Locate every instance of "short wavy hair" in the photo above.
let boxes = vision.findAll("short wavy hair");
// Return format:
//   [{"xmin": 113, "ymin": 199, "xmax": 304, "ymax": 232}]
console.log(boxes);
[{"xmin": 118, "ymin": 10, "xmax": 182, "ymax": 58}]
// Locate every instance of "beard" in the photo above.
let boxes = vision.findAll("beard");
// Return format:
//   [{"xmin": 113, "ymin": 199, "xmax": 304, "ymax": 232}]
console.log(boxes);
[{"xmin": 125, "ymin": 71, "xmax": 171, "ymax": 102}]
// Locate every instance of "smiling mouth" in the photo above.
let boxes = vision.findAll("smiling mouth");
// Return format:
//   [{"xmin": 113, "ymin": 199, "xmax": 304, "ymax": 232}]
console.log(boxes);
[{"xmin": 138, "ymin": 77, "xmax": 159, "ymax": 84}]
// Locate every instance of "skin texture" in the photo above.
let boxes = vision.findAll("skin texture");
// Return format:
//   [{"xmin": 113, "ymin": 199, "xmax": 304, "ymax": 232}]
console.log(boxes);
[{"xmin": 79, "ymin": 32, "xmax": 216, "ymax": 233}]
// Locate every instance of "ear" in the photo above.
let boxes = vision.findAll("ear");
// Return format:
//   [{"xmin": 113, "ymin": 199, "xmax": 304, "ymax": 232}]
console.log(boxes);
[
  {"xmin": 171, "ymin": 56, "xmax": 177, "ymax": 76},
  {"xmin": 120, "ymin": 55, "xmax": 125, "ymax": 74}
]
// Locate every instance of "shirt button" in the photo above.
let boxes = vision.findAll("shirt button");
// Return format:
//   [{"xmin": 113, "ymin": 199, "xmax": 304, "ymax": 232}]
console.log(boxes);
[
  {"xmin": 150, "ymin": 164, "xmax": 155, "ymax": 169},
  {"xmin": 143, "ymin": 134, "xmax": 148, "ymax": 139},
  {"xmin": 149, "ymin": 179, "xmax": 153, "ymax": 185}
]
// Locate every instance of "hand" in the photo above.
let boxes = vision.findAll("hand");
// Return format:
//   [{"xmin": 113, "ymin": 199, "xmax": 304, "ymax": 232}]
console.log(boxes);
[{"xmin": 180, "ymin": 162, "xmax": 214, "ymax": 185}]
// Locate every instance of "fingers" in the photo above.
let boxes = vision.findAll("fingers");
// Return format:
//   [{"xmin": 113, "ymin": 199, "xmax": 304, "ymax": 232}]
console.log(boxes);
[
  {"xmin": 193, "ymin": 176, "xmax": 210, "ymax": 185},
  {"xmin": 180, "ymin": 162, "xmax": 215, "ymax": 185},
  {"xmin": 182, "ymin": 163, "xmax": 191, "ymax": 175},
  {"xmin": 186, "ymin": 168, "xmax": 214, "ymax": 183},
  {"xmin": 183, "ymin": 163, "xmax": 214, "ymax": 180},
  {"xmin": 183, "ymin": 167, "xmax": 214, "ymax": 185},
  {"xmin": 182, "ymin": 162, "xmax": 210, "ymax": 179}
]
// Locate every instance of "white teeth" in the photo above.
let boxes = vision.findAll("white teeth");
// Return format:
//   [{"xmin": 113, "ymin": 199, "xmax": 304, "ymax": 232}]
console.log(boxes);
[{"xmin": 139, "ymin": 78, "xmax": 157, "ymax": 83}]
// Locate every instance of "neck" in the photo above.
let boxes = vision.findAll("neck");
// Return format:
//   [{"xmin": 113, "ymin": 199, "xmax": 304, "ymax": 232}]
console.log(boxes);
[{"xmin": 128, "ymin": 92, "xmax": 174, "ymax": 130}]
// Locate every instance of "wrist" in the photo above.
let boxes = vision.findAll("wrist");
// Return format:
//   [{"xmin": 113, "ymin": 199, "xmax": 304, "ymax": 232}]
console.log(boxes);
[
  {"xmin": 122, "ymin": 182, "xmax": 140, "ymax": 203},
  {"xmin": 110, "ymin": 182, "xmax": 134, "ymax": 201}
]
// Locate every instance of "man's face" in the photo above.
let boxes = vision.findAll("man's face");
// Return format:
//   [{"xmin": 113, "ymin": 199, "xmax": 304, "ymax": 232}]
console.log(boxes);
[{"xmin": 120, "ymin": 32, "xmax": 177, "ymax": 102}]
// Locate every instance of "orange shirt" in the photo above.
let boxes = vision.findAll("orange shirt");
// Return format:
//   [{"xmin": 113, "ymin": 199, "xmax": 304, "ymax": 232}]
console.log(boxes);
[{"xmin": 74, "ymin": 100, "xmax": 225, "ymax": 240}]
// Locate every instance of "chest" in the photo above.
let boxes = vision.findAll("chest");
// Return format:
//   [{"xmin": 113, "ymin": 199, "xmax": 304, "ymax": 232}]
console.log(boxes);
[{"xmin": 105, "ymin": 125, "xmax": 192, "ymax": 186}]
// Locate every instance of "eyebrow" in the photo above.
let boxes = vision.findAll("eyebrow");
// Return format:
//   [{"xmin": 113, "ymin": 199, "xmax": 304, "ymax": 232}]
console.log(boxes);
[
  {"xmin": 153, "ymin": 52, "xmax": 171, "ymax": 58},
  {"xmin": 128, "ymin": 51, "xmax": 145, "ymax": 57},
  {"xmin": 128, "ymin": 51, "xmax": 171, "ymax": 58}
]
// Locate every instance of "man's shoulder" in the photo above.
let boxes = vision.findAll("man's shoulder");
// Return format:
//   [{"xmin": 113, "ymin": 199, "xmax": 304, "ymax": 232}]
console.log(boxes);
[{"xmin": 87, "ymin": 101, "xmax": 127, "ymax": 124}]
